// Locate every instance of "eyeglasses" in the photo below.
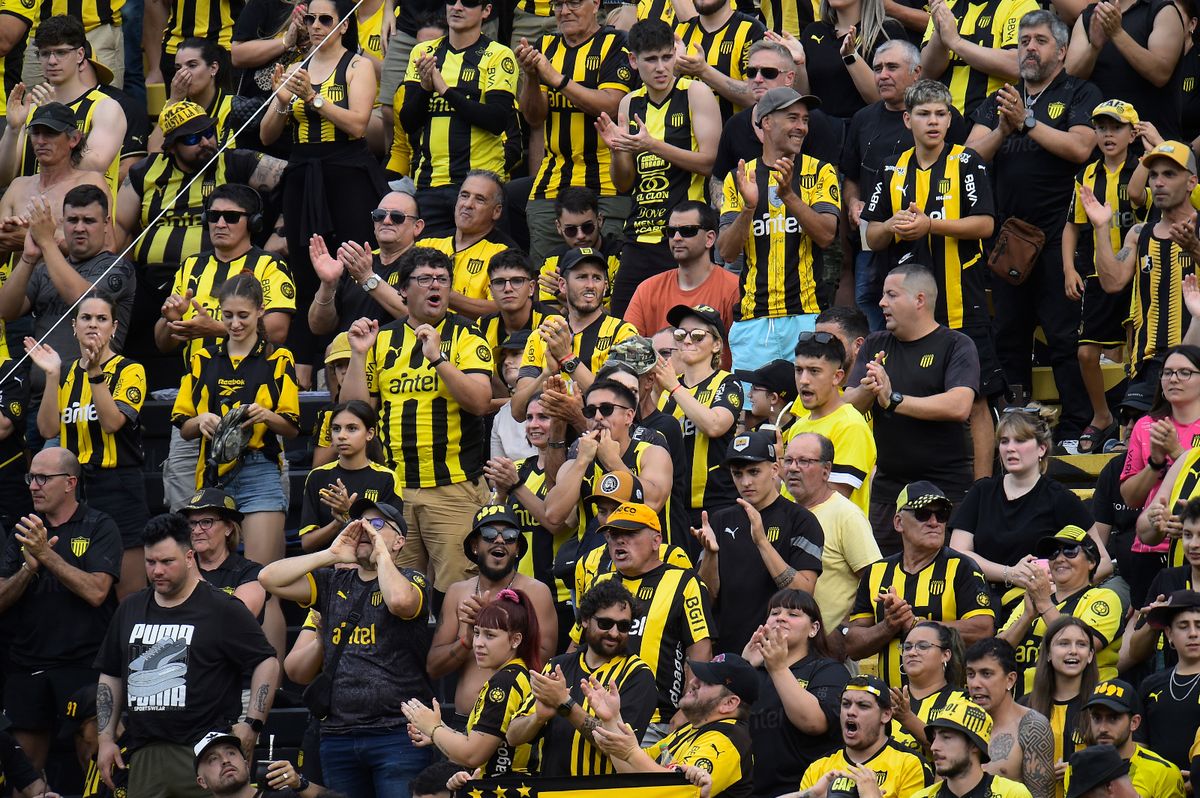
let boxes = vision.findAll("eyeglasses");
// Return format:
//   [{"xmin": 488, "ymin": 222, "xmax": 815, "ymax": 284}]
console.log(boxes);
[
  {"xmin": 412, "ymin": 274, "xmax": 451, "ymax": 287},
  {"xmin": 673, "ymin": 328, "xmax": 714, "ymax": 344},
  {"xmin": 25, "ymin": 472, "xmax": 70, "ymax": 486},
  {"xmin": 178, "ymin": 127, "xmax": 217, "ymax": 146},
  {"xmin": 207, "ymin": 209, "xmax": 247, "ymax": 225},
  {"xmin": 745, "ymin": 66, "xmax": 781, "ymax": 80},
  {"xmin": 303, "ymin": 12, "xmax": 336, "ymax": 25},
  {"xmin": 783, "ymin": 456, "xmax": 824, "ymax": 468},
  {"xmin": 901, "ymin": 641, "xmax": 947, "ymax": 653},
  {"xmin": 560, "ymin": 220, "xmax": 596, "ymax": 237},
  {"xmin": 908, "ymin": 507, "xmax": 950, "ymax": 523},
  {"xmin": 665, "ymin": 224, "xmax": 705, "ymax": 239},
  {"xmin": 449, "ymin": 0, "xmax": 486, "ymax": 7},
  {"xmin": 796, "ymin": 331, "xmax": 837, "ymax": 345},
  {"xmin": 365, "ymin": 517, "xmax": 394, "ymax": 531},
  {"xmin": 584, "ymin": 402, "xmax": 630, "ymax": 418},
  {"xmin": 489, "ymin": 277, "xmax": 530, "ymax": 290},
  {"xmin": 478, "ymin": 525, "xmax": 521, "ymax": 543},
  {"xmin": 188, "ymin": 517, "xmax": 221, "ymax": 531},
  {"xmin": 38, "ymin": 46, "xmax": 80, "ymax": 61},
  {"xmin": 592, "ymin": 617, "xmax": 633, "ymax": 632},
  {"xmin": 657, "ymin": 347, "xmax": 676, "ymax": 358},
  {"xmin": 1162, "ymin": 368, "xmax": 1199, "ymax": 381},
  {"xmin": 371, "ymin": 209, "xmax": 412, "ymax": 224},
  {"xmin": 550, "ymin": 0, "xmax": 588, "ymax": 10},
  {"xmin": 1049, "ymin": 544, "xmax": 1084, "ymax": 560}
]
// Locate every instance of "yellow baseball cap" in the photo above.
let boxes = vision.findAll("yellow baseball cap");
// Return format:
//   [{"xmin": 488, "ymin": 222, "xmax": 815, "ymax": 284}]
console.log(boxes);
[
  {"xmin": 925, "ymin": 699, "xmax": 994, "ymax": 762},
  {"xmin": 1091, "ymin": 99, "xmax": 1139, "ymax": 126},
  {"xmin": 160, "ymin": 100, "xmax": 214, "ymax": 145},
  {"xmin": 1141, "ymin": 141, "xmax": 1198, "ymax": 175},
  {"xmin": 325, "ymin": 332, "xmax": 351, "ymax": 364},
  {"xmin": 597, "ymin": 502, "xmax": 661, "ymax": 535}
]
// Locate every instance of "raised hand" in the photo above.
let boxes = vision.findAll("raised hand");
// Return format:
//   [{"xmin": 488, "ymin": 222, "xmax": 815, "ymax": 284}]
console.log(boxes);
[
  {"xmin": 310, "ymin": 235, "xmax": 344, "ymax": 283},
  {"xmin": 690, "ymin": 510, "xmax": 719, "ymax": 554}
]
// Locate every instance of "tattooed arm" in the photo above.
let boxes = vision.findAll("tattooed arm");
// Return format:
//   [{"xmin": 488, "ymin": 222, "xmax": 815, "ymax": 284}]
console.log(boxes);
[
  {"xmin": 233, "ymin": 657, "xmax": 281, "ymax": 757},
  {"xmin": 96, "ymin": 674, "xmax": 126, "ymax": 789},
  {"xmin": 1018, "ymin": 708, "xmax": 1056, "ymax": 798},
  {"xmin": 248, "ymin": 155, "xmax": 287, "ymax": 193}
]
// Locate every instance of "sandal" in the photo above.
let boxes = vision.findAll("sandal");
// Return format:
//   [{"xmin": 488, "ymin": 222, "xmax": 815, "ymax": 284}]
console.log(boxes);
[{"xmin": 1078, "ymin": 420, "xmax": 1118, "ymax": 454}]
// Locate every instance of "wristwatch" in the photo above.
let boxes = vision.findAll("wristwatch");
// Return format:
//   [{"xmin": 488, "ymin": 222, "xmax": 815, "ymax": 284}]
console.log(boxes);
[
  {"xmin": 243, "ymin": 717, "xmax": 265, "ymax": 733},
  {"xmin": 888, "ymin": 391, "xmax": 904, "ymax": 410},
  {"xmin": 296, "ymin": 775, "xmax": 311, "ymax": 792},
  {"xmin": 1023, "ymin": 109, "xmax": 1037, "ymax": 132},
  {"xmin": 842, "ymin": 52, "xmax": 857, "ymax": 65},
  {"xmin": 556, "ymin": 697, "xmax": 577, "ymax": 717},
  {"xmin": 310, "ymin": 94, "xmax": 326, "ymax": 110},
  {"xmin": 561, "ymin": 355, "xmax": 580, "ymax": 374},
  {"xmin": 88, "ymin": 374, "xmax": 106, "ymax": 385},
  {"xmin": 362, "ymin": 273, "xmax": 382, "ymax": 292}
]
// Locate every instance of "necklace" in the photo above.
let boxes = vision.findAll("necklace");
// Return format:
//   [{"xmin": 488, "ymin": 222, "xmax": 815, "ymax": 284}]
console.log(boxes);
[
  {"xmin": 475, "ymin": 569, "xmax": 518, "ymax": 596},
  {"xmin": 1022, "ymin": 85, "xmax": 1046, "ymax": 109},
  {"xmin": 1169, "ymin": 667, "xmax": 1200, "ymax": 701}
]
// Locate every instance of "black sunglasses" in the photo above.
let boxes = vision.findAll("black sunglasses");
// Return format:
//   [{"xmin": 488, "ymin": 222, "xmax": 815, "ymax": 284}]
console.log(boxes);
[
  {"xmin": 207, "ymin": 209, "xmax": 248, "ymax": 224},
  {"xmin": 665, "ymin": 224, "xmax": 705, "ymax": 239},
  {"xmin": 593, "ymin": 617, "xmax": 633, "ymax": 632},
  {"xmin": 745, "ymin": 66, "xmax": 781, "ymax": 79},
  {"xmin": 303, "ymin": 12, "xmax": 336, "ymax": 25},
  {"xmin": 584, "ymin": 402, "xmax": 629, "ymax": 418},
  {"xmin": 561, "ymin": 221, "xmax": 596, "ymax": 237},
  {"xmin": 371, "ymin": 209, "xmax": 411, "ymax": 224},
  {"xmin": 479, "ymin": 525, "xmax": 521, "ymax": 543},
  {"xmin": 909, "ymin": 507, "xmax": 950, "ymax": 523},
  {"xmin": 449, "ymin": 0, "xmax": 486, "ymax": 7},
  {"xmin": 178, "ymin": 127, "xmax": 217, "ymax": 146},
  {"xmin": 1049, "ymin": 544, "xmax": 1084, "ymax": 560},
  {"xmin": 796, "ymin": 331, "xmax": 836, "ymax": 345}
]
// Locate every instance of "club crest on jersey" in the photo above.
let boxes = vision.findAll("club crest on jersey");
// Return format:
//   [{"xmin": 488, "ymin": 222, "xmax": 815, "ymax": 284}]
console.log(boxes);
[
  {"xmin": 586, "ymin": 55, "xmax": 600, "ymax": 71},
  {"xmin": 71, "ymin": 537, "xmax": 90, "ymax": 557},
  {"xmin": 920, "ymin": 354, "xmax": 935, "ymax": 367},
  {"xmin": 1048, "ymin": 102, "xmax": 1065, "ymax": 120},
  {"xmin": 670, "ymin": 112, "xmax": 685, "ymax": 128}
]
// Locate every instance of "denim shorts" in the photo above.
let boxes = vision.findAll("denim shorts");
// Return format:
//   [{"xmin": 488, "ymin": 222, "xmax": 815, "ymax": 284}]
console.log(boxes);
[{"xmin": 222, "ymin": 451, "xmax": 287, "ymax": 514}]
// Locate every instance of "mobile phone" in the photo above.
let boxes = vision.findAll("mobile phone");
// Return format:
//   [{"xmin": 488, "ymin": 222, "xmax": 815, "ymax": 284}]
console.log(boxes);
[{"xmin": 1034, "ymin": 558, "xmax": 1050, "ymax": 575}]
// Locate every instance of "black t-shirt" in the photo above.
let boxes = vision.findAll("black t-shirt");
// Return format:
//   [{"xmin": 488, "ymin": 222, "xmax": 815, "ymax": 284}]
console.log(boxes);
[
  {"xmin": 95, "ymin": 582, "xmax": 277, "ymax": 752},
  {"xmin": 231, "ymin": 0, "xmax": 292, "ymax": 47},
  {"xmin": 99, "ymin": 84, "xmax": 151, "ymax": 162},
  {"xmin": 840, "ymin": 100, "xmax": 968, "ymax": 195},
  {"xmin": 333, "ymin": 253, "xmax": 406, "ymax": 333},
  {"xmin": 1077, "ymin": 0, "xmax": 1184, "ymax": 139},
  {"xmin": 950, "ymin": 475, "xmax": 1092, "ymax": 571},
  {"xmin": 0, "ymin": 504, "xmax": 122, "ymax": 669},
  {"xmin": 308, "ymin": 566, "xmax": 434, "ymax": 733},
  {"xmin": 750, "ymin": 654, "xmax": 849, "ymax": 798},
  {"xmin": 971, "ymin": 70, "xmax": 1103, "ymax": 237},
  {"xmin": 712, "ymin": 106, "xmax": 843, "ymax": 182},
  {"xmin": 848, "ymin": 327, "xmax": 980, "ymax": 500},
  {"xmin": 0, "ymin": 729, "xmax": 40, "ymax": 794},
  {"xmin": 1138, "ymin": 667, "xmax": 1200, "ymax": 769},
  {"xmin": 709, "ymin": 496, "xmax": 824, "ymax": 655},
  {"xmin": 300, "ymin": 461, "xmax": 401, "ymax": 538},
  {"xmin": 200, "ymin": 552, "xmax": 264, "ymax": 621},
  {"xmin": 0, "ymin": 358, "xmax": 30, "ymax": 517},
  {"xmin": 800, "ymin": 20, "xmax": 908, "ymax": 119},
  {"xmin": 1092, "ymin": 454, "xmax": 1141, "ymax": 535}
]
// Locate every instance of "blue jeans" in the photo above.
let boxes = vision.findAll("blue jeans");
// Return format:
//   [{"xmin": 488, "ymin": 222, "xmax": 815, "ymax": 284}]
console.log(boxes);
[
  {"xmin": 320, "ymin": 730, "xmax": 433, "ymax": 798},
  {"xmin": 855, "ymin": 250, "xmax": 885, "ymax": 331}
]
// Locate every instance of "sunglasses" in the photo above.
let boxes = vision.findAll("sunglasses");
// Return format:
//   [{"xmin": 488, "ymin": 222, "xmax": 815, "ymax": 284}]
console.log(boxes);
[
  {"xmin": 584, "ymin": 402, "xmax": 630, "ymax": 418},
  {"xmin": 592, "ymin": 617, "xmax": 633, "ymax": 632},
  {"xmin": 745, "ymin": 66, "xmax": 781, "ymax": 79},
  {"xmin": 365, "ymin": 517, "xmax": 393, "ymax": 531},
  {"xmin": 665, "ymin": 224, "xmax": 705, "ymax": 239},
  {"xmin": 178, "ymin": 127, "xmax": 217, "ymax": 146},
  {"xmin": 908, "ymin": 507, "xmax": 950, "ymax": 523},
  {"xmin": 673, "ymin": 328, "xmax": 713, "ymax": 343},
  {"xmin": 478, "ymin": 525, "xmax": 521, "ymax": 543},
  {"xmin": 1049, "ymin": 544, "xmax": 1084, "ymax": 560},
  {"xmin": 371, "ymin": 209, "xmax": 411, "ymax": 224},
  {"xmin": 657, "ymin": 347, "xmax": 676, "ymax": 358},
  {"xmin": 303, "ymin": 12, "xmax": 336, "ymax": 25},
  {"xmin": 796, "ymin": 331, "xmax": 836, "ymax": 345},
  {"xmin": 560, "ymin": 221, "xmax": 596, "ymax": 237},
  {"xmin": 449, "ymin": 0, "xmax": 486, "ymax": 7},
  {"xmin": 207, "ymin": 209, "xmax": 248, "ymax": 224}
]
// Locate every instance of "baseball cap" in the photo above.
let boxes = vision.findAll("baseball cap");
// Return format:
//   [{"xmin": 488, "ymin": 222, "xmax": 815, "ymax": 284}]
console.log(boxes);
[
  {"xmin": 193, "ymin": 731, "xmax": 243, "ymax": 771},
  {"xmin": 586, "ymin": 471, "xmax": 645, "ymax": 514},
  {"xmin": 58, "ymin": 684, "xmax": 96, "ymax": 742},
  {"xmin": 925, "ymin": 699, "xmax": 993, "ymax": 762},
  {"xmin": 1092, "ymin": 99, "xmax": 1139, "ymax": 126},
  {"xmin": 83, "ymin": 40, "xmax": 114, "ymax": 85},
  {"xmin": 1065, "ymin": 745, "xmax": 1131, "ymax": 798},
  {"xmin": 464, "ymin": 504, "xmax": 527, "ymax": 560},
  {"xmin": 666, "ymin": 304, "xmax": 726, "ymax": 340},
  {"xmin": 160, "ymin": 101, "xmax": 215, "ymax": 146},
  {"xmin": 597, "ymin": 501, "xmax": 661, "ymax": 535},
  {"xmin": 1145, "ymin": 589, "xmax": 1200, "ymax": 630},
  {"xmin": 895, "ymin": 481, "xmax": 952, "ymax": 513},
  {"xmin": 606, "ymin": 336, "xmax": 658, "ymax": 376},
  {"xmin": 734, "ymin": 359, "xmax": 797, "ymax": 400},
  {"xmin": 27, "ymin": 102, "xmax": 77, "ymax": 133},
  {"xmin": 844, "ymin": 674, "xmax": 892, "ymax": 708},
  {"xmin": 1084, "ymin": 680, "xmax": 1142, "ymax": 715},
  {"xmin": 559, "ymin": 247, "xmax": 608, "ymax": 275},
  {"xmin": 726, "ymin": 431, "xmax": 777, "ymax": 465},
  {"xmin": 325, "ymin": 332, "xmax": 351, "ymax": 364},
  {"xmin": 179, "ymin": 488, "xmax": 244, "ymax": 522},
  {"xmin": 500, "ymin": 329, "xmax": 531, "ymax": 351},
  {"xmin": 688, "ymin": 653, "xmax": 759, "ymax": 704},
  {"xmin": 348, "ymin": 497, "xmax": 407, "ymax": 535},
  {"xmin": 1034, "ymin": 524, "xmax": 1099, "ymax": 560},
  {"xmin": 1141, "ymin": 141, "xmax": 1198, "ymax": 175},
  {"xmin": 754, "ymin": 86, "xmax": 821, "ymax": 127}
]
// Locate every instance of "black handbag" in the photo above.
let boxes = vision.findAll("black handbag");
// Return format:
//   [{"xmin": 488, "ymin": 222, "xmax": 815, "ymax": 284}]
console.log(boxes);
[{"xmin": 302, "ymin": 585, "xmax": 372, "ymax": 720}]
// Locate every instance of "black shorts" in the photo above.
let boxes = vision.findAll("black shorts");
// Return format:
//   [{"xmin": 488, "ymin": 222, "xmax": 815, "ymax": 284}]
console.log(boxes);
[
  {"xmin": 81, "ymin": 466, "xmax": 149, "ymax": 549},
  {"xmin": 4, "ymin": 667, "xmax": 97, "ymax": 732},
  {"xmin": 963, "ymin": 324, "xmax": 1006, "ymax": 399},
  {"xmin": 1079, "ymin": 276, "xmax": 1130, "ymax": 347}
]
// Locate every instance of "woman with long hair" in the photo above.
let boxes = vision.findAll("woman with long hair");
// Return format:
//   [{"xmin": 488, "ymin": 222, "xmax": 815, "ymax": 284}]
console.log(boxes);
[
  {"xmin": 26, "ymin": 292, "xmax": 149, "ymax": 598},
  {"xmin": 172, "ymin": 273, "xmax": 300, "ymax": 566},
  {"xmin": 742, "ymin": 588, "xmax": 849, "ymax": 798},
  {"xmin": 1020, "ymin": 616, "xmax": 1098, "ymax": 798},
  {"xmin": 152, "ymin": 39, "xmax": 254, "ymax": 150},
  {"xmin": 890, "ymin": 621, "xmax": 966, "ymax": 753},
  {"xmin": 798, "ymin": 0, "xmax": 905, "ymax": 119},
  {"xmin": 403, "ymin": 588, "xmax": 541, "ymax": 775}
]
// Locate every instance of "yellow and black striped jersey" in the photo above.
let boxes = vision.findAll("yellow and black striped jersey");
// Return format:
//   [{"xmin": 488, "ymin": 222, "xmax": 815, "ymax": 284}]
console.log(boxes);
[
  {"xmin": 387, "ymin": 84, "xmax": 413, "ymax": 176},
  {"xmin": 515, "ymin": 650, "xmax": 658, "ymax": 776},
  {"xmin": 1070, "ymin": 155, "xmax": 1150, "ymax": 257},
  {"xmin": 574, "ymin": 542, "xmax": 693, "ymax": 608},
  {"xmin": 637, "ymin": 0, "xmax": 677, "ymax": 24},
  {"xmin": 299, "ymin": 460, "xmax": 402, "ymax": 537},
  {"xmin": 892, "ymin": 686, "xmax": 967, "ymax": 754},
  {"xmin": 57, "ymin": 356, "xmax": 145, "ymax": 469},
  {"xmin": 1130, "ymin": 221, "xmax": 1199, "ymax": 373},
  {"xmin": 531, "ymin": 27, "xmax": 638, "ymax": 200},
  {"xmin": 1163, "ymin": 446, "xmax": 1200, "ymax": 569},
  {"xmin": 421, "ymin": 230, "xmax": 519, "ymax": 303},
  {"xmin": 0, "ymin": 1, "xmax": 34, "ymax": 110},
  {"xmin": 1066, "ymin": 744, "xmax": 1184, "ymax": 798},
  {"xmin": 31, "ymin": 0, "xmax": 123, "ymax": 34},
  {"xmin": 19, "ymin": 88, "xmax": 119, "ymax": 196},
  {"xmin": 569, "ymin": 438, "xmax": 685, "ymax": 546},
  {"xmin": 625, "ymin": 78, "xmax": 710, "ymax": 242},
  {"xmin": 802, "ymin": 740, "xmax": 933, "ymax": 798},
  {"xmin": 761, "ymin": 0, "xmax": 818, "ymax": 36},
  {"xmin": 911, "ymin": 773, "xmax": 1031, "ymax": 798},
  {"xmin": 127, "ymin": 149, "xmax": 263, "ymax": 269},
  {"xmin": 923, "ymin": 0, "xmax": 1039, "ymax": 116},
  {"xmin": 673, "ymin": 13, "xmax": 765, "ymax": 121},
  {"xmin": 516, "ymin": 0, "xmax": 552, "ymax": 22},
  {"xmin": 518, "ymin": 312, "xmax": 638, "ymax": 378},
  {"xmin": 401, "ymin": 36, "xmax": 518, "ymax": 188},
  {"xmin": 576, "ymin": 563, "xmax": 712, "ymax": 721},
  {"xmin": 537, "ymin": 237, "xmax": 622, "ymax": 306},
  {"xmin": 1044, "ymin": 697, "xmax": 1086, "ymax": 798},
  {"xmin": 478, "ymin": 301, "xmax": 556, "ymax": 363},
  {"xmin": 168, "ymin": 246, "xmax": 296, "ymax": 365},
  {"xmin": 720, "ymin": 155, "xmax": 840, "ymax": 320},
  {"xmin": 163, "ymin": 0, "xmax": 244, "ymax": 53},
  {"xmin": 508, "ymin": 456, "xmax": 574, "ymax": 602},
  {"xmin": 364, "ymin": 314, "xmax": 493, "ymax": 487},
  {"xmin": 290, "ymin": 49, "xmax": 358, "ymax": 144},
  {"xmin": 468, "ymin": 659, "xmax": 538, "ymax": 776},
  {"xmin": 656, "ymin": 369, "xmax": 743, "ymax": 511},
  {"xmin": 646, "ymin": 717, "xmax": 753, "ymax": 796},
  {"xmin": 999, "ymin": 585, "xmax": 1122, "ymax": 696},
  {"xmin": 862, "ymin": 145, "xmax": 994, "ymax": 329},
  {"xmin": 203, "ymin": 89, "xmax": 238, "ymax": 147},
  {"xmin": 170, "ymin": 338, "xmax": 300, "ymax": 486},
  {"xmin": 850, "ymin": 548, "xmax": 994, "ymax": 687}
]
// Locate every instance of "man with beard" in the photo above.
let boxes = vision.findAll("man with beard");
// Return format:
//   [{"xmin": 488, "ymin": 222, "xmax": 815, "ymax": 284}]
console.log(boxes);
[
  {"xmin": 591, "ymin": 652, "xmax": 756, "ymax": 797},
  {"xmin": 793, "ymin": 676, "xmax": 931, "ymax": 798},
  {"xmin": 967, "ymin": 10, "xmax": 1101, "ymax": 436},
  {"xmin": 911, "ymin": 698, "xmax": 1032, "ymax": 798},
  {"xmin": 258, "ymin": 498, "xmax": 435, "ymax": 797},
  {"xmin": 426, "ymin": 505, "xmax": 558, "ymax": 725},
  {"xmin": 194, "ymin": 730, "xmax": 325, "ymax": 797},
  {"xmin": 506, "ymin": 579, "xmax": 658, "ymax": 776},
  {"xmin": 536, "ymin": 188, "xmax": 622, "ymax": 309}
]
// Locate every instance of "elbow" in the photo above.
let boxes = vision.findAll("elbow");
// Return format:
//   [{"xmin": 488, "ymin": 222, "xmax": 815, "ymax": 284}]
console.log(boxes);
[
  {"xmin": 230, "ymin": 46, "xmax": 253, "ymax": 69},
  {"xmin": 86, "ymin": 588, "xmax": 110, "ymax": 608},
  {"xmin": 962, "ymin": 617, "xmax": 995, "ymax": 644},
  {"xmin": 813, "ymin": 221, "xmax": 838, "ymax": 249}
]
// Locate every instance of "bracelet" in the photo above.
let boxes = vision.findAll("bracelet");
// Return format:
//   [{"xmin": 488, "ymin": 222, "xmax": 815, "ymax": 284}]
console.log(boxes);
[
  {"xmin": 1003, "ymin": 566, "xmax": 1011, "ymax": 587},
  {"xmin": 1148, "ymin": 457, "xmax": 1168, "ymax": 472},
  {"xmin": 275, "ymin": 98, "xmax": 292, "ymax": 115},
  {"xmin": 430, "ymin": 723, "xmax": 446, "ymax": 742},
  {"xmin": 555, "ymin": 73, "xmax": 571, "ymax": 91},
  {"xmin": 457, "ymin": 635, "xmax": 471, "ymax": 650},
  {"xmin": 548, "ymin": 440, "xmax": 567, "ymax": 449},
  {"xmin": 313, "ymin": 294, "xmax": 334, "ymax": 306},
  {"xmin": 88, "ymin": 373, "xmax": 106, "ymax": 385},
  {"xmin": 669, "ymin": 384, "xmax": 684, "ymax": 395}
]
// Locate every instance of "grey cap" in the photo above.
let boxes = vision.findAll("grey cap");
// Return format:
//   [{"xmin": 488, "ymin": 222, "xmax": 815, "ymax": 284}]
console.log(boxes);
[{"xmin": 754, "ymin": 86, "xmax": 821, "ymax": 127}]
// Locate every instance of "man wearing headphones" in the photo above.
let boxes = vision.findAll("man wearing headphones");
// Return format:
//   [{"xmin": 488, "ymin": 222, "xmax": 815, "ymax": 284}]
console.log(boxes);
[{"xmin": 154, "ymin": 182, "xmax": 296, "ymax": 512}]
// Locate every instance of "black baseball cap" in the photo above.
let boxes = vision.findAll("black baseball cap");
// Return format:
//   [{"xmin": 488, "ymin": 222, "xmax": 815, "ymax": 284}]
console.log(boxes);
[
  {"xmin": 464, "ymin": 504, "xmax": 527, "ymax": 560},
  {"xmin": 179, "ymin": 487, "xmax": 244, "ymax": 522},
  {"xmin": 895, "ymin": 481, "xmax": 952, "ymax": 513},
  {"xmin": 1146, "ymin": 589, "xmax": 1200, "ymax": 630},
  {"xmin": 27, "ymin": 102, "xmax": 77, "ymax": 133},
  {"xmin": 1084, "ymin": 680, "xmax": 1142, "ymax": 715},
  {"xmin": 666, "ymin": 304, "xmax": 725, "ymax": 340},
  {"xmin": 348, "ymin": 497, "xmax": 407, "ymax": 535},
  {"xmin": 734, "ymin": 359, "xmax": 797, "ymax": 400},
  {"xmin": 559, "ymin": 247, "xmax": 608, "ymax": 275},
  {"xmin": 1034, "ymin": 524, "xmax": 1099, "ymax": 561},
  {"xmin": 688, "ymin": 653, "xmax": 759, "ymax": 704},
  {"xmin": 1065, "ymin": 745, "xmax": 1131, "ymax": 798},
  {"xmin": 500, "ymin": 329, "xmax": 531, "ymax": 351},
  {"xmin": 725, "ymin": 431, "xmax": 777, "ymax": 465}
]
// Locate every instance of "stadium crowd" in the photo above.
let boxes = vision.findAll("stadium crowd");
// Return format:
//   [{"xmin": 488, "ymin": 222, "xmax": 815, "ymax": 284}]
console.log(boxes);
[{"xmin": 0, "ymin": 0, "xmax": 1200, "ymax": 794}]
